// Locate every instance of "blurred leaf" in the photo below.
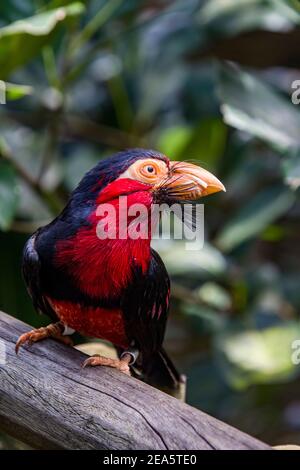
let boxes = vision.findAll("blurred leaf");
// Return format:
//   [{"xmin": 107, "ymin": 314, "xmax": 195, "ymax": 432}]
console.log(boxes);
[
  {"xmin": 0, "ymin": 2, "xmax": 84, "ymax": 78},
  {"xmin": 0, "ymin": 162, "xmax": 19, "ymax": 231},
  {"xmin": 199, "ymin": 0, "xmax": 295, "ymax": 35},
  {"xmin": 4, "ymin": 81, "xmax": 33, "ymax": 100},
  {"xmin": 157, "ymin": 125, "xmax": 191, "ymax": 159},
  {"xmin": 286, "ymin": 0, "xmax": 300, "ymax": 12},
  {"xmin": 197, "ymin": 282, "xmax": 232, "ymax": 310},
  {"xmin": 216, "ymin": 185, "xmax": 295, "ymax": 251},
  {"xmin": 261, "ymin": 224, "xmax": 286, "ymax": 242},
  {"xmin": 158, "ymin": 119, "xmax": 227, "ymax": 168},
  {"xmin": 70, "ymin": 0, "xmax": 123, "ymax": 52},
  {"xmin": 182, "ymin": 118, "xmax": 227, "ymax": 167},
  {"xmin": 46, "ymin": 0, "xmax": 79, "ymax": 7},
  {"xmin": 155, "ymin": 240, "xmax": 227, "ymax": 277},
  {"xmin": 182, "ymin": 303, "xmax": 225, "ymax": 331},
  {"xmin": 215, "ymin": 322, "xmax": 300, "ymax": 389},
  {"xmin": 136, "ymin": 66, "xmax": 185, "ymax": 123},
  {"xmin": 200, "ymin": 0, "xmax": 263, "ymax": 22},
  {"xmin": 63, "ymin": 146, "xmax": 99, "ymax": 191},
  {"xmin": 283, "ymin": 154, "xmax": 300, "ymax": 189},
  {"xmin": 217, "ymin": 62, "xmax": 300, "ymax": 151},
  {"xmin": 271, "ymin": 0, "xmax": 300, "ymax": 20}
]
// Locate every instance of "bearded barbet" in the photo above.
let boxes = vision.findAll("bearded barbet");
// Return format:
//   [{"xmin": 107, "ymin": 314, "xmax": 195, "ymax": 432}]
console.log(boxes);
[{"xmin": 16, "ymin": 149, "xmax": 225, "ymax": 396}]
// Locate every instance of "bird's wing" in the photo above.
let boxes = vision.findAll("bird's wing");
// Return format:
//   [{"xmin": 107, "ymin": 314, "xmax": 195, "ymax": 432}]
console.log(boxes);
[
  {"xmin": 121, "ymin": 249, "xmax": 182, "ymax": 392},
  {"xmin": 22, "ymin": 233, "xmax": 58, "ymax": 321},
  {"xmin": 121, "ymin": 248, "xmax": 170, "ymax": 358}
]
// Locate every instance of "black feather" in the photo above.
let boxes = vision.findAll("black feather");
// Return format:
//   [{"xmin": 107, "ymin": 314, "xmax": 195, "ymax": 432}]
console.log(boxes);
[
  {"xmin": 22, "ymin": 233, "xmax": 58, "ymax": 321},
  {"xmin": 121, "ymin": 249, "xmax": 181, "ymax": 392}
]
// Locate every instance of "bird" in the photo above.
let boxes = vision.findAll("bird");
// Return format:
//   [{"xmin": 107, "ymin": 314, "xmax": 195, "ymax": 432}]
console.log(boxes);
[{"xmin": 16, "ymin": 149, "xmax": 225, "ymax": 395}]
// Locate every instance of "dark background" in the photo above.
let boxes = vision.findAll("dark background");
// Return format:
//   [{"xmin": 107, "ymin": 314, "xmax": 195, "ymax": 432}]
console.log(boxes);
[{"xmin": 0, "ymin": 0, "xmax": 300, "ymax": 449}]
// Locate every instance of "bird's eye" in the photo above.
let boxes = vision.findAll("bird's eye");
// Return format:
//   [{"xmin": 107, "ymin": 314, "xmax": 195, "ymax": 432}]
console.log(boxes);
[
  {"xmin": 137, "ymin": 160, "xmax": 164, "ymax": 180},
  {"xmin": 146, "ymin": 165, "xmax": 155, "ymax": 174},
  {"xmin": 140, "ymin": 164, "xmax": 157, "ymax": 177}
]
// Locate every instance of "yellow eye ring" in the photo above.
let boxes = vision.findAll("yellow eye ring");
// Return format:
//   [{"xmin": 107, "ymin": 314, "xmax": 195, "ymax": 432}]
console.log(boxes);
[
  {"xmin": 118, "ymin": 158, "xmax": 168, "ymax": 184},
  {"xmin": 140, "ymin": 164, "xmax": 157, "ymax": 178}
]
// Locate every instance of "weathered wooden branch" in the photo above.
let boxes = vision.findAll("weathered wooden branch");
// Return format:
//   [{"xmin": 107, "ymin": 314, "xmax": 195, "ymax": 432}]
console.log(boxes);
[{"xmin": 0, "ymin": 311, "xmax": 271, "ymax": 450}]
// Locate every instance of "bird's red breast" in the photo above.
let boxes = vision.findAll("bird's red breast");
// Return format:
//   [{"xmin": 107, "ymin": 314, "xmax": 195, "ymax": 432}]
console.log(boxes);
[{"xmin": 47, "ymin": 297, "xmax": 129, "ymax": 348}]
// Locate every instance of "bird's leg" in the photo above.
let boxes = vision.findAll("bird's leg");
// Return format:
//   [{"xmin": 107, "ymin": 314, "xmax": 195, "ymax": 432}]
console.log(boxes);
[
  {"xmin": 15, "ymin": 321, "xmax": 73, "ymax": 354},
  {"xmin": 82, "ymin": 349, "xmax": 139, "ymax": 376}
]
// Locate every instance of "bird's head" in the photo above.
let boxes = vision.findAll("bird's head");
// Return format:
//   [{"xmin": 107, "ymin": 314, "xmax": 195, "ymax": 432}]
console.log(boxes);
[{"xmin": 73, "ymin": 148, "xmax": 225, "ymax": 207}]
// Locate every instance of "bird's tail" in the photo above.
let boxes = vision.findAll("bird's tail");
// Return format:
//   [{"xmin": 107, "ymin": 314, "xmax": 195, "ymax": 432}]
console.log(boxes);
[{"xmin": 134, "ymin": 348, "xmax": 186, "ymax": 401}]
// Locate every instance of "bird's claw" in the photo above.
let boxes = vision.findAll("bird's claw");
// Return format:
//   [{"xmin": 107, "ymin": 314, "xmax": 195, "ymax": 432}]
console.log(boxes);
[
  {"xmin": 82, "ymin": 354, "xmax": 131, "ymax": 375},
  {"xmin": 15, "ymin": 331, "xmax": 37, "ymax": 354},
  {"xmin": 15, "ymin": 323, "xmax": 73, "ymax": 354}
]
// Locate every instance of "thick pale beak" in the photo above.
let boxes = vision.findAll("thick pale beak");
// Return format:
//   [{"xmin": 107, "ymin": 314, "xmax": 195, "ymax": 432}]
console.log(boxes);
[{"xmin": 160, "ymin": 161, "xmax": 226, "ymax": 200}]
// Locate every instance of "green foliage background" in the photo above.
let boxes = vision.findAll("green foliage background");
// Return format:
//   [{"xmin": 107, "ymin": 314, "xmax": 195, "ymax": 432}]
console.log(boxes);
[{"xmin": 1, "ymin": 0, "xmax": 300, "ymax": 448}]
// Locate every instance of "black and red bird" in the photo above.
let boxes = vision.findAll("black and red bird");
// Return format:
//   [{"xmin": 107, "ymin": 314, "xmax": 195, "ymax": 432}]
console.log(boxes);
[{"xmin": 16, "ymin": 149, "xmax": 225, "ymax": 393}]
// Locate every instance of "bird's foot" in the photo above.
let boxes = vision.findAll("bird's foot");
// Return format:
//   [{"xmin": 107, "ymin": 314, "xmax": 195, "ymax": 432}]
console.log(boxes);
[
  {"xmin": 15, "ymin": 322, "xmax": 73, "ymax": 354},
  {"xmin": 82, "ymin": 353, "xmax": 132, "ymax": 376}
]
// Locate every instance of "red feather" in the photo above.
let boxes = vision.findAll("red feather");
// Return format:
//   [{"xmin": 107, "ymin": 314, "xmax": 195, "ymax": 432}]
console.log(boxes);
[
  {"xmin": 47, "ymin": 297, "xmax": 129, "ymax": 348},
  {"xmin": 54, "ymin": 180, "xmax": 154, "ymax": 299}
]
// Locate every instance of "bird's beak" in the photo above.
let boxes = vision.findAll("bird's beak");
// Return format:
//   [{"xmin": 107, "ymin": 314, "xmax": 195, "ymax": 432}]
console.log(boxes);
[{"xmin": 157, "ymin": 161, "xmax": 225, "ymax": 201}]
